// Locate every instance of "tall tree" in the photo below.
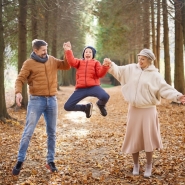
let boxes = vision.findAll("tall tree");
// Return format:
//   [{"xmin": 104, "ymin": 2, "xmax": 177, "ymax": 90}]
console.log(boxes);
[
  {"xmin": 156, "ymin": 0, "xmax": 161, "ymax": 70},
  {"xmin": 50, "ymin": 0, "xmax": 61, "ymax": 90},
  {"xmin": 18, "ymin": 0, "xmax": 28, "ymax": 108},
  {"xmin": 44, "ymin": 6, "xmax": 49, "ymax": 42},
  {"xmin": 174, "ymin": 0, "xmax": 185, "ymax": 93},
  {"xmin": 151, "ymin": 0, "xmax": 157, "ymax": 58},
  {"xmin": 162, "ymin": 0, "xmax": 171, "ymax": 85},
  {"xmin": 0, "ymin": 0, "xmax": 11, "ymax": 122},
  {"xmin": 181, "ymin": 0, "xmax": 185, "ymax": 48},
  {"xmin": 51, "ymin": 0, "xmax": 58, "ymax": 57},
  {"xmin": 31, "ymin": 0, "xmax": 38, "ymax": 40},
  {"xmin": 143, "ymin": 0, "xmax": 150, "ymax": 48}
]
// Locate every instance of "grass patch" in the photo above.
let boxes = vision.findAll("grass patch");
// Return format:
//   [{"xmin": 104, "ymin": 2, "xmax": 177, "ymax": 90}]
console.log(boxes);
[{"xmin": 100, "ymin": 84, "xmax": 114, "ymax": 88}]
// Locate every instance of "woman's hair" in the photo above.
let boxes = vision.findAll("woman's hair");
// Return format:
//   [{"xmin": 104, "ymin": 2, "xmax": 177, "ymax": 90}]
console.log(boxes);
[
  {"xmin": 147, "ymin": 58, "xmax": 153, "ymax": 64},
  {"xmin": 32, "ymin": 39, "xmax": 48, "ymax": 50}
]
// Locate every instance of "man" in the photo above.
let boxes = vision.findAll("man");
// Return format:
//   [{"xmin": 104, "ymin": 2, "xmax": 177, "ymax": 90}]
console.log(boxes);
[{"xmin": 12, "ymin": 39, "xmax": 70, "ymax": 175}]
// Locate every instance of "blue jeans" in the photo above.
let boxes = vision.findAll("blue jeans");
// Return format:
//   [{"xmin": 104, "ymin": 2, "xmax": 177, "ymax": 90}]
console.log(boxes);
[
  {"xmin": 17, "ymin": 95, "xmax": 57, "ymax": 163},
  {"xmin": 64, "ymin": 86, "xmax": 110, "ymax": 111}
]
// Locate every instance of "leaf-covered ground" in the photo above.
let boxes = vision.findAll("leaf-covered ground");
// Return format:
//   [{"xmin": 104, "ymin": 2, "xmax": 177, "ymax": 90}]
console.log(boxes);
[{"xmin": 0, "ymin": 86, "xmax": 185, "ymax": 185}]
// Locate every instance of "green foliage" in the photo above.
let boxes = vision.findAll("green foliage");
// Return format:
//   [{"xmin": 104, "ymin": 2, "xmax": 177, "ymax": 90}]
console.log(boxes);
[
  {"xmin": 93, "ymin": 0, "xmax": 144, "ymax": 63},
  {"xmin": 3, "ymin": 1, "xmax": 19, "ymax": 68},
  {"xmin": 2, "ymin": 0, "xmax": 94, "ymax": 84}
]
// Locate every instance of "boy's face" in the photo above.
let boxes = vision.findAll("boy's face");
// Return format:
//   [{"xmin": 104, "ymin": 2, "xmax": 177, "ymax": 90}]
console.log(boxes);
[{"xmin": 84, "ymin": 48, "xmax": 93, "ymax": 60}]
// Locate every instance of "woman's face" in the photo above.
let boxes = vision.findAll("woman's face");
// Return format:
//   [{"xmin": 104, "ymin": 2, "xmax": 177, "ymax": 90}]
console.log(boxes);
[{"xmin": 138, "ymin": 55, "xmax": 150, "ymax": 69}]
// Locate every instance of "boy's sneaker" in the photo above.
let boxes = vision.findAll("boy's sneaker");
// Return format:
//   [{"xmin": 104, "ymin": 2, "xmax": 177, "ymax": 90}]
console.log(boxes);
[
  {"xmin": 46, "ymin": 162, "xmax": 58, "ymax": 172},
  {"xmin": 96, "ymin": 102, "xmax": 107, "ymax": 116},
  {"xmin": 85, "ymin": 103, "xmax": 93, "ymax": 118},
  {"xmin": 12, "ymin": 161, "xmax": 23, "ymax": 175}
]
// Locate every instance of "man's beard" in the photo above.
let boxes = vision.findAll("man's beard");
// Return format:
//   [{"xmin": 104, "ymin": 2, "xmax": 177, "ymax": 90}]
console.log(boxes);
[{"xmin": 41, "ymin": 54, "xmax": 47, "ymax": 58}]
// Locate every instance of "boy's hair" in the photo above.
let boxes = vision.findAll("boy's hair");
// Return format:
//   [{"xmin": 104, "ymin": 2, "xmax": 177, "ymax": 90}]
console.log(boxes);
[
  {"xmin": 82, "ymin": 46, "xmax": 96, "ymax": 59},
  {"xmin": 32, "ymin": 39, "xmax": 48, "ymax": 50}
]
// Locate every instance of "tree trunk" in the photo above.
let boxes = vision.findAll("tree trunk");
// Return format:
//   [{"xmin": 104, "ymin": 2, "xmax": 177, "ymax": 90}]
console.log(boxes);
[
  {"xmin": 181, "ymin": 0, "xmax": 185, "ymax": 48},
  {"xmin": 174, "ymin": 0, "xmax": 185, "ymax": 93},
  {"xmin": 51, "ymin": 2, "xmax": 57, "ymax": 57},
  {"xmin": 31, "ymin": 0, "xmax": 38, "ymax": 40},
  {"xmin": 18, "ymin": 0, "xmax": 28, "ymax": 108},
  {"xmin": 44, "ymin": 6, "xmax": 49, "ymax": 43},
  {"xmin": 143, "ymin": 0, "xmax": 150, "ymax": 48},
  {"xmin": 151, "ymin": 0, "xmax": 157, "ymax": 58},
  {"xmin": 0, "ymin": 0, "xmax": 11, "ymax": 122},
  {"xmin": 162, "ymin": 0, "xmax": 171, "ymax": 85},
  {"xmin": 156, "ymin": 0, "xmax": 161, "ymax": 70},
  {"xmin": 50, "ymin": 1, "xmax": 59, "ymax": 89}
]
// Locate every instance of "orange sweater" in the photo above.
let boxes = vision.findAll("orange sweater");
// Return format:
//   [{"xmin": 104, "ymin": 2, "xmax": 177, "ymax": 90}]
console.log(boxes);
[{"xmin": 15, "ymin": 55, "xmax": 70, "ymax": 95}]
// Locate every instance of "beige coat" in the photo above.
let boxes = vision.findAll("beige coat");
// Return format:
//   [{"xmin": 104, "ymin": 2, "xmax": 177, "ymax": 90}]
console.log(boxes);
[
  {"xmin": 15, "ymin": 55, "xmax": 70, "ymax": 96},
  {"xmin": 109, "ymin": 62, "xmax": 182, "ymax": 108}
]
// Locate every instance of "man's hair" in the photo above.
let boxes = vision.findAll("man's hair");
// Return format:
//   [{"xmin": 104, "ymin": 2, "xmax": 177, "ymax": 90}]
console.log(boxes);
[{"xmin": 32, "ymin": 39, "xmax": 48, "ymax": 50}]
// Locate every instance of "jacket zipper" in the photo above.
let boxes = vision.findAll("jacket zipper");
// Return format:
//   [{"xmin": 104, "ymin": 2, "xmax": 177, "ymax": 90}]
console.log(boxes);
[
  {"xmin": 85, "ymin": 60, "xmax": 88, "ymax": 86},
  {"xmin": 45, "ymin": 64, "xmax": 50, "ymax": 95},
  {"xmin": 134, "ymin": 70, "xmax": 142, "ymax": 106}
]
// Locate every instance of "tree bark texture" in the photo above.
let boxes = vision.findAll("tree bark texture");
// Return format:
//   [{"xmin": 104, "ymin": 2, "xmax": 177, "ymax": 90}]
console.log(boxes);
[
  {"xmin": 181, "ymin": 0, "xmax": 185, "ymax": 48},
  {"xmin": 18, "ymin": 0, "xmax": 28, "ymax": 108},
  {"xmin": 31, "ymin": 0, "xmax": 38, "ymax": 40},
  {"xmin": 162, "ymin": 0, "xmax": 171, "ymax": 85},
  {"xmin": 143, "ymin": 0, "xmax": 150, "ymax": 48},
  {"xmin": 174, "ymin": 0, "xmax": 185, "ymax": 93},
  {"xmin": 151, "ymin": 0, "xmax": 157, "ymax": 59},
  {"xmin": 156, "ymin": 0, "xmax": 161, "ymax": 70},
  {"xmin": 0, "ymin": 0, "xmax": 11, "ymax": 121}
]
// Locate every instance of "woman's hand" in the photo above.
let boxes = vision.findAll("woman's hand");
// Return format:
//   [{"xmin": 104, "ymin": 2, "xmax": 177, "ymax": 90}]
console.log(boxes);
[{"xmin": 178, "ymin": 95, "xmax": 185, "ymax": 104}]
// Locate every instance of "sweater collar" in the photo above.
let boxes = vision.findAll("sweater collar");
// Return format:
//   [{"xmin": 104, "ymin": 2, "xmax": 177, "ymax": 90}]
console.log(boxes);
[{"xmin": 137, "ymin": 63, "xmax": 158, "ymax": 72}]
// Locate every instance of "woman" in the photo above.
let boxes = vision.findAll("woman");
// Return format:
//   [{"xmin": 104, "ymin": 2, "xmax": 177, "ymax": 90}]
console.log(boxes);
[{"xmin": 103, "ymin": 49, "xmax": 185, "ymax": 177}]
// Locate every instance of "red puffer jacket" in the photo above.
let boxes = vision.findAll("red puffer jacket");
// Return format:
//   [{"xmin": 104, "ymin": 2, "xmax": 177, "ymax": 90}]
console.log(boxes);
[{"xmin": 65, "ymin": 50, "xmax": 109, "ymax": 89}]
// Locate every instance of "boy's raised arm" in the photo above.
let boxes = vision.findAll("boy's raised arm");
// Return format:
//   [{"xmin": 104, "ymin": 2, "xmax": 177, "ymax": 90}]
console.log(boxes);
[{"xmin": 63, "ymin": 41, "xmax": 72, "ymax": 51}]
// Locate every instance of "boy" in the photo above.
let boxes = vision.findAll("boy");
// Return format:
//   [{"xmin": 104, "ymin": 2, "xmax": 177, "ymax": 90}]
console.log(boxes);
[{"xmin": 63, "ymin": 41, "xmax": 110, "ymax": 118}]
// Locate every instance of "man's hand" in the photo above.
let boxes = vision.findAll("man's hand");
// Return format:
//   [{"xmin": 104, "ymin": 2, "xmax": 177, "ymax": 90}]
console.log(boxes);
[
  {"xmin": 103, "ymin": 58, "xmax": 112, "ymax": 66},
  {"xmin": 63, "ymin": 41, "xmax": 71, "ymax": 51},
  {"xmin": 16, "ymin": 93, "xmax": 23, "ymax": 107}
]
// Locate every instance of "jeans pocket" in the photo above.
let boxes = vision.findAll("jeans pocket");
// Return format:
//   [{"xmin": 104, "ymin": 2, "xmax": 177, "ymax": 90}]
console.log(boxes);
[{"xmin": 52, "ymin": 96, "xmax": 57, "ymax": 101}]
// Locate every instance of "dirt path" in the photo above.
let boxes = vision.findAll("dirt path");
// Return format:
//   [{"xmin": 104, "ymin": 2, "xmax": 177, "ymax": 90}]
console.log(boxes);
[{"xmin": 0, "ymin": 86, "xmax": 185, "ymax": 184}]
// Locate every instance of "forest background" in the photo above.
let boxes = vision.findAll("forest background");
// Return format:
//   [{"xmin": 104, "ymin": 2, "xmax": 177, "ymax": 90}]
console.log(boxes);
[
  {"xmin": 0, "ymin": 0, "xmax": 185, "ymax": 121},
  {"xmin": 0, "ymin": 0, "xmax": 185, "ymax": 184}
]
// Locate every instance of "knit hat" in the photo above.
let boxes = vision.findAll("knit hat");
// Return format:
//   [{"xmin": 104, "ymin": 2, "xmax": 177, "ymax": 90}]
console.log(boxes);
[
  {"xmin": 137, "ymin": 49, "xmax": 156, "ymax": 61},
  {"xmin": 82, "ymin": 46, "xmax": 96, "ymax": 59}
]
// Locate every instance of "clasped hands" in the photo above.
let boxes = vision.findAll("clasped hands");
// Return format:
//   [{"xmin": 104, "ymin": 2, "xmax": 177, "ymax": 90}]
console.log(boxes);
[
  {"xmin": 63, "ymin": 41, "xmax": 71, "ymax": 51},
  {"xmin": 103, "ymin": 58, "xmax": 112, "ymax": 67}
]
